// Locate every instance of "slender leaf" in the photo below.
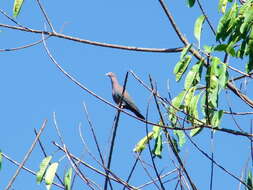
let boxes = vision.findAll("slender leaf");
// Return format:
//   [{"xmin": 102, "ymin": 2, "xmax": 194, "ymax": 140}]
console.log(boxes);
[
  {"xmin": 172, "ymin": 137, "xmax": 180, "ymax": 153},
  {"xmin": 245, "ymin": 170, "xmax": 253, "ymax": 190},
  {"xmin": 133, "ymin": 132, "xmax": 154, "ymax": 153},
  {"xmin": 13, "ymin": 0, "xmax": 24, "ymax": 17},
  {"xmin": 190, "ymin": 126, "xmax": 203, "ymax": 137},
  {"xmin": 211, "ymin": 110, "xmax": 224, "ymax": 127},
  {"xmin": 152, "ymin": 134, "xmax": 162, "ymax": 158},
  {"xmin": 174, "ymin": 55, "xmax": 192, "ymax": 82},
  {"xmin": 153, "ymin": 124, "xmax": 161, "ymax": 138},
  {"xmin": 64, "ymin": 168, "xmax": 73, "ymax": 190},
  {"xmin": 218, "ymin": 0, "xmax": 228, "ymax": 13},
  {"xmin": 217, "ymin": 63, "xmax": 229, "ymax": 88},
  {"xmin": 187, "ymin": 0, "xmax": 195, "ymax": 7},
  {"xmin": 45, "ymin": 162, "xmax": 59, "ymax": 190},
  {"xmin": 194, "ymin": 15, "xmax": 205, "ymax": 47},
  {"xmin": 36, "ymin": 156, "xmax": 52, "ymax": 184},
  {"xmin": 184, "ymin": 87, "xmax": 196, "ymax": 107},
  {"xmin": 184, "ymin": 60, "xmax": 203, "ymax": 90},
  {"xmin": 174, "ymin": 130, "xmax": 186, "ymax": 147},
  {"xmin": 169, "ymin": 90, "xmax": 186, "ymax": 125},
  {"xmin": 180, "ymin": 44, "xmax": 192, "ymax": 60},
  {"xmin": 214, "ymin": 44, "xmax": 228, "ymax": 51}
]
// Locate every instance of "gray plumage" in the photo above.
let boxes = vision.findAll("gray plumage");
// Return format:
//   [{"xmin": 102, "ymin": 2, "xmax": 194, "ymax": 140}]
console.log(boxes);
[{"xmin": 106, "ymin": 72, "xmax": 145, "ymax": 119}]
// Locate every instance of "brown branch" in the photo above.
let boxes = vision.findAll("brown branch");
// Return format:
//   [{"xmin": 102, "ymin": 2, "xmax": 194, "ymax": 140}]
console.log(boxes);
[{"xmin": 0, "ymin": 23, "xmax": 183, "ymax": 53}]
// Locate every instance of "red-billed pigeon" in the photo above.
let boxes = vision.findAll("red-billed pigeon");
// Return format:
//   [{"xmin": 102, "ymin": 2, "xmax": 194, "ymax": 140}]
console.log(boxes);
[{"xmin": 106, "ymin": 72, "xmax": 145, "ymax": 120}]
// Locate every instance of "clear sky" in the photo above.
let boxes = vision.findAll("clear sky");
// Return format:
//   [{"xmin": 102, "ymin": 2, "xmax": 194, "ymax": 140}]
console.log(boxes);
[{"xmin": 0, "ymin": 0, "xmax": 252, "ymax": 190}]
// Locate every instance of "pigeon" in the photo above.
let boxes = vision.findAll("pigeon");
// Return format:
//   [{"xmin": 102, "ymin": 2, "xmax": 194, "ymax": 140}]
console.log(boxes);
[{"xmin": 106, "ymin": 72, "xmax": 145, "ymax": 120}]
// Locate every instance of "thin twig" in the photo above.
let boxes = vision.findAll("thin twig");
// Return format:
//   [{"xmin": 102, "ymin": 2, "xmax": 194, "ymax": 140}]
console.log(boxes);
[
  {"xmin": 185, "ymin": 132, "xmax": 251, "ymax": 189},
  {"xmin": 53, "ymin": 142, "xmax": 138, "ymax": 189},
  {"xmin": 34, "ymin": 128, "xmax": 64, "ymax": 185},
  {"xmin": 5, "ymin": 120, "xmax": 47, "ymax": 190},
  {"xmin": 2, "ymin": 152, "xmax": 64, "ymax": 189},
  {"xmin": 149, "ymin": 76, "xmax": 198, "ymax": 190},
  {"xmin": 0, "ymin": 23, "xmax": 182, "ymax": 53},
  {"xmin": 104, "ymin": 72, "xmax": 129, "ymax": 190},
  {"xmin": 35, "ymin": 0, "xmax": 55, "ymax": 32},
  {"xmin": 144, "ymin": 91, "xmax": 164, "ymax": 190}
]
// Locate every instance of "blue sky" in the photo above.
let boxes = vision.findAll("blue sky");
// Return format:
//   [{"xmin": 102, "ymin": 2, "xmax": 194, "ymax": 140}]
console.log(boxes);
[{"xmin": 0, "ymin": 0, "xmax": 252, "ymax": 189}]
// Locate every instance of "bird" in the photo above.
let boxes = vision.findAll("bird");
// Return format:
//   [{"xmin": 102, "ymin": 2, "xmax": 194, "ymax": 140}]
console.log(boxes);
[{"xmin": 106, "ymin": 72, "xmax": 145, "ymax": 120}]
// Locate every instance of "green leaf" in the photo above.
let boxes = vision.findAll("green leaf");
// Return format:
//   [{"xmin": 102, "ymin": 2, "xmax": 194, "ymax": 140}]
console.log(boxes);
[
  {"xmin": 217, "ymin": 63, "xmax": 229, "ymax": 89},
  {"xmin": 211, "ymin": 110, "xmax": 224, "ymax": 127},
  {"xmin": 216, "ymin": 3, "xmax": 238, "ymax": 41},
  {"xmin": 153, "ymin": 124, "xmax": 161, "ymax": 138},
  {"xmin": 246, "ymin": 57, "xmax": 253, "ymax": 73},
  {"xmin": 152, "ymin": 134, "xmax": 162, "ymax": 158},
  {"xmin": 174, "ymin": 55, "xmax": 192, "ymax": 82},
  {"xmin": 169, "ymin": 90, "xmax": 187, "ymax": 126},
  {"xmin": 133, "ymin": 132, "xmax": 154, "ymax": 153},
  {"xmin": 0, "ymin": 151, "xmax": 2, "ymax": 170},
  {"xmin": 214, "ymin": 44, "xmax": 228, "ymax": 51},
  {"xmin": 245, "ymin": 170, "xmax": 253, "ymax": 190},
  {"xmin": 171, "ymin": 90, "xmax": 186, "ymax": 109},
  {"xmin": 218, "ymin": 0, "xmax": 228, "ymax": 14},
  {"xmin": 187, "ymin": 94, "xmax": 202, "ymax": 125},
  {"xmin": 187, "ymin": 0, "xmax": 195, "ymax": 7},
  {"xmin": 184, "ymin": 87, "xmax": 196, "ymax": 107},
  {"xmin": 45, "ymin": 162, "xmax": 59, "ymax": 190},
  {"xmin": 36, "ymin": 156, "xmax": 52, "ymax": 184},
  {"xmin": 190, "ymin": 127, "xmax": 203, "ymax": 137},
  {"xmin": 13, "ymin": 0, "xmax": 24, "ymax": 17},
  {"xmin": 203, "ymin": 45, "xmax": 214, "ymax": 53},
  {"xmin": 64, "ymin": 168, "xmax": 73, "ymax": 190},
  {"xmin": 171, "ymin": 137, "xmax": 180, "ymax": 153},
  {"xmin": 184, "ymin": 60, "xmax": 203, "ymax": 90},
  {"xmin": 180, "ymin": 44, "xmax": 192, "ymax": 60},
  {"xmin": 194, "ymin": 15, "xmax": 205, "ymax": 47},
  {"xmin": 174, "ymin": 130, "xmax": 186, "ymax": 147}
]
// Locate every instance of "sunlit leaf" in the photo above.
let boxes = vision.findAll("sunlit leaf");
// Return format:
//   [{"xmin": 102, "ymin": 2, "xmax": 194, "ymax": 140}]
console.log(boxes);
[
  {"xmin": 45, "ymin": 162, "xmax": 59, "ymax": 190},
  {"xmin": 180, "ymin": 44, "xmax": 192, "ymax": 60},
  {"xmin": 190, "ymin": 127, "xmax": 203, "ymax": 137},
  {"xmin": 152, "ymin": 134, "xmax": 162, "ymax": 158},
  {"xmin": 194, "ymin": 15, "xmax": 205, "ymax": 47},
  {"xmin": 217, "ymin": 63, "xmax": 229, "ymax": 89},
  {"xmin": 64, "ymin": 168, "xmax": 73, "ymax": 190},
  {"xmin": 216, "ymin": 3, "xmax": 238, "ymax": 41},
  {"xmin": 211, "ymin": 110, "xmax": 224, "ymax": 127},
  {"xmin": 203, "ymin": 45, "xmax": 214, "ymax": 53},
  {"xmin": 218, "ymin": 0, "xmax": 228, "ymax": 13},
  {"xmin": 36, "ymin": 156, "xmax": 52, "ymax": 184},
  {"xmin": 174, "ymin": 130, "xmax": 186, "ymax": 147},
  {"xmin": 169, "ymin": 90, "xmax": 186, "ymax": 125},
  {"xmin": 153, "ymin": 124, "xmax": 161, "ymax": 138},
  {"xmin": 133, "ymin": 132, "xmax": 154, "ymax": 153},
  {"xmin": 174, "ymin": 55, "xmax": 192, "ymax": 82},
  {"xmin": 13, "ymin": 0, "xmax": 24, "ymax": 17},
  {"xmin": 184, "ymin": 87, "xmax": 196, "ymax": 107},
  {"xmin": 184, "ymin": 60, "xmax": 203, "ymax": 90}
]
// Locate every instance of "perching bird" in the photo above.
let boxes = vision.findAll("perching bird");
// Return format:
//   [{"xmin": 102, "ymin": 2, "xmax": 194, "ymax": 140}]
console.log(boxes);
[{"xmin": 106, "ymin": 72, "xmax": 145, "ymax": 120}]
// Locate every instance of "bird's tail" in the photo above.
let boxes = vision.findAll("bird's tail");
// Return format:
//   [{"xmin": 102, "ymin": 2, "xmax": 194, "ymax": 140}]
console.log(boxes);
[
  {"xmin": 127, "ymin": 106, "xmax": 145, "ymax": 120},
  {"xmin": 133, "ymin": 110, "xmax": 145, "ymax": 120}
]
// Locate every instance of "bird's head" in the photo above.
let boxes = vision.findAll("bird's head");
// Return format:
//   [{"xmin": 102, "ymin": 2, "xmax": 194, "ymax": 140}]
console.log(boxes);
[{"xmin": 105, "ymin": 72, "xmax": 116, "ymax": 78}]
